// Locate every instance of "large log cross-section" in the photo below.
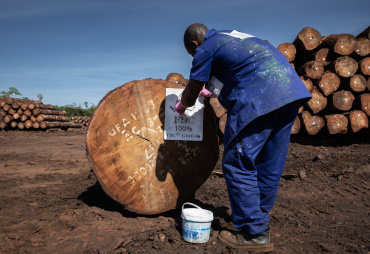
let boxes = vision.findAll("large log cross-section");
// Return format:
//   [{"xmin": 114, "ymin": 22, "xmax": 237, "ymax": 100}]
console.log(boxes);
[{"xmin": 85, "ymin": 79, "xmax": 219, "ymax": 214}]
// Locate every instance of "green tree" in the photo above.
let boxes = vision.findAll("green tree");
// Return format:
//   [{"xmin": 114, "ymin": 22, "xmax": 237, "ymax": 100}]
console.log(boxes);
[
  {"xmin": 84, "ymin": 102, "xmax": 88, "ymax": 109},
  {"xmin": 0, "ymin": 87, "xmax": 22, "ymax": 98},
  {"xmin": 37, "ymin": 93, "xmax": 44, "ymax": 101}
]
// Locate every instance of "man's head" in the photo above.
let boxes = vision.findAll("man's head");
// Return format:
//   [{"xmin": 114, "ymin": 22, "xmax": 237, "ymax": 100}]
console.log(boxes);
[{"xmin": 184, "ymin": 23, "xmax": 208, "ymax": 56}]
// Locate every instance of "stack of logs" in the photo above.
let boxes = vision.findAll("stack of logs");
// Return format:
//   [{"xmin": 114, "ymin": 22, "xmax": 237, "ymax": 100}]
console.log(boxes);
[
  {"xmin": 277, "ymin": 26, "xmax": 369, "ymax": 135},
  {"xmin": 71, "ymin": 116, "xmax": 90, "ymax": 127},
  {"xmin": 0, "ymin": 98, "xmax": 82, "ymax": 130},
  {"xmin": 208, "ymin": 26, "xmax": 369, "ymax": 137}
]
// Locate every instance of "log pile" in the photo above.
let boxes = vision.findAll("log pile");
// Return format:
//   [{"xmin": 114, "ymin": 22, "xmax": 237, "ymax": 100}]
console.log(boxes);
[
  {"xmin": 71, "ymin": 116, "xmax": 90, "ymax": 127},
  {"xmin": 277, "ymin": 26, "xmax": 369, "ymax": 136},
  {"xmin": 0, "ymin": 98, "xmax": 82, "ymax": 131}
]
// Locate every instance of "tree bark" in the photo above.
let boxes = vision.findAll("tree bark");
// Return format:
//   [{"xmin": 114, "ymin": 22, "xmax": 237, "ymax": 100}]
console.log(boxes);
[
  {"xmin": 315, "ymin": 71, "xmax": 340, "ymax": 96},
  {"xmin": 32, "ymin": 108, "xmax": 67, "ymax": 116},
  {"xmin": 277, "ymin": 42, "xmax": 296, "ymax": 62},
  {"xmin": 40, "ymin": 121, "xmax": 82, "ymax": 129},
  {"xmin": 85, "ymin": 79, "xmax": 219, "ymax": 214},
  {"xmin": 346, "ymin": 110, "xmax": 369, "ymax": 133},
  {"xmin": 320, "ymin": 33, "xmax": 356, "ymax": 56},
  {"xmin": 306, "ymin": 87, "xmax": 327, "ymax": 114},
  {"xmin": 34, "ymin": 103, "xmax": 57, "ymax": 110},
  {"xmin": 324, "ymin": 114, "xmax": 348, "ymax": 134},
  {"xmin": 36, "ymin": 114, "xmax": 70, "ymax": 123},
  {"xmin": 331, "ymin": 56, "xmax": 358, "ymax": 78},
  {"xmin": 301, "ymin": 111, "xmax": 325, "ymax": 135},
  {"xmin": 329, "ymin": 90, "xmax": 355, "ymax": 112}
]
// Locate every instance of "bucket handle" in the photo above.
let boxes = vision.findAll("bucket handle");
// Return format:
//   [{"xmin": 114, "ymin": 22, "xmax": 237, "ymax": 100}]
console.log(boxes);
[{"xmin": 182, "ymin": 202, "xmax": 202, "ymax": 210}]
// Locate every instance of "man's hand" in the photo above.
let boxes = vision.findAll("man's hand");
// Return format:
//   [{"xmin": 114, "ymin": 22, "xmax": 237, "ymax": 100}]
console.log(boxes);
[
  {"xmin": 175, "ymin": 100, "xmax": 187, "ymax": 115},
  {"xmin": 199, "ymin": 85, "xmax": 217, "ymax": 98}
]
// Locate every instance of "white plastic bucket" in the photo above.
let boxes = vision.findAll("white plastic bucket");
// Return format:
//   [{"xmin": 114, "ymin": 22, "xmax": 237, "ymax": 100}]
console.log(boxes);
[{"xmin": 181, "ymin": 202, "xmax": 213, "ymax": 243}]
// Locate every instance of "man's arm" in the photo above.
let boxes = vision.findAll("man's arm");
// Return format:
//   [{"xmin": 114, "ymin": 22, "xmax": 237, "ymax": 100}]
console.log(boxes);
[{"xmin": 181, "ymin": 79, "xmax": 205, "ymax": 107}]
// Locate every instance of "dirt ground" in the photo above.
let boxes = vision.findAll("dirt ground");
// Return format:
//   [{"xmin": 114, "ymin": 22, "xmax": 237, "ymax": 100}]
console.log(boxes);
[{"xmin": 0, "ymin": 129, "xmax": 369, "ymax": 254}]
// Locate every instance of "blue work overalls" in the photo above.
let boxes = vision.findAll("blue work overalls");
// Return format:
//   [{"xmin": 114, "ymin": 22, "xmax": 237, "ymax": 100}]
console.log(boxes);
[{"xmin": 189, "ymin": 29, "xmax": 312, "ymax": 235}]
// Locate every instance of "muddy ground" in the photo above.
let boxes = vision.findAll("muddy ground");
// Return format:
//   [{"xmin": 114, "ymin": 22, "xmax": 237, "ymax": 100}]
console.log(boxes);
[{"xmin": 0, "ymin": 129, "xmax": 369, "ymax": 254}]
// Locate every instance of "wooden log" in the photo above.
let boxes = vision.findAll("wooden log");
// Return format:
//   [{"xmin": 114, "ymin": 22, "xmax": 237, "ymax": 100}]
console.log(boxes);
[
  {"xmin": 277, "ymin": 42, "xmax": 296, "ymax": 62},
  {"xmin": 11, "ymin": 102, "xmax": 20, "ymax": 109},
  {"xmin": 86, "ymin": 78, "xmax": 219, "ymax": 214},
  {"xmin": 359, "ymin": 57, "xmax": 370, "ymax": 76},
  {"xmin": 30, "ymin": 115, "xmax": 37, "ymax": 122},
  {"xmin": 291, "ymin": 116, "xmax": 301, "ymax": 134},
  {"xmin": 21, "ymin": 114, "xmax": 28, "ymax": 122},
  {"xmin": 165, "ymin": 73, "xmax": 186, "ymax": 86},
  {"xmin": 10, "ymin": 121, "xmax": 18, "ymax": 129},
  {"xmin": 3, "ymin": 104, "xmax": 10, "ymax": 111},
  {"xmin": 315, "ymin": 71, "xmax": 340, "ymax": 96},
  {"xmin": 356, "ymin": 26, "xmax": 370, "ymax": 40},
  {"xmin": 332, "ymin": 56, "xmax": 358, "ymax": 78},
  {"xmin": 0, "ymin": 121, "xmax": 7, "ymax": 129},
  {"xmin": 306, "ymin": 87, "xmax": 327, "ymax": 114},
  {"xmin": 0, "ymin": 109, "xmax": 7, "ymax": 117},
  {"xmin": 299, "ymin": 76, "xmax": 313, "ymax": 93},
  {"xmin": 301, "ymin": 111, "xmax": 325, "ymax": 135},
  {"xmin": 20, "ymin": 103, "xmax": 28, "ymax": 111},
  {"xmin": 16, "ymin": 108, "xmax": 23, "ymax": 115},
  {"xmin": 17, "ymin": 121, "xmax": 25, "ymax": 130},
  {"xmin": 8, "ymin": 108, "xmax": 16, "ymax": 115},
  {"xmin": 25, "ymin": 120, "xmax": 33, "ymax": 129},
  {"xmin": 299, "ymin": 60, "xmax": 324, "ymax": 79},
  {"xmin": 36, "ymin": 114, "xmax": 70, "ymax": 123},
  {"xmin": 324, "ymin": 114, "xmax": 348, "ymax": 134},
  {"xmin": 12, "ymin": 113, "xmax": 20, "ymax": 120},
  {"xmin": 5, "ymin": 98, "xmax": 15, "ymax": 104},
  {"xmin": 34, "ymin": 103, "xmax": 56, "ymax": 110},
  {"xmin": 3, "ymin": 115, "xmax": 13, "ymax": 124},
  {"xmin": 320, "ymin": 33, "xmax": 356, "ymax": 56},
  {"xmin": 357, "ymin": 93, "xmax": 370, "ymax": 116},
  {"xmin": 219, "ymin": 113, "xmax": 227, "ymax": 134},
  {"xmin": 353, "ymin": 38, "xmax": 370, "ymax": 58},
  {"xmin": 209, "ymin": 97, "xmax": 227, "ymax": 118},
  {"xmin": 346, "ymin": 74, "xmax": 368, "ymax": 93},
  {"xmin": 367, "ymin": 77, "xmax": 370, "ymax": 92},
  {"xmin": 32, "ymin": 108, "xmax": 67, "ymax": 116},
  {"xmin": 23, "ymin": 109, "xmax": 32, "ymax": 117},
  {"xmin": 313, "ymin": 48, "xmax": 333, "ymax": 67},
  {"xmin": 0, "ymin": 100, "xmax": 6, "ymax": 107},
  {"xmin": 329, "ymin": 90, "xmax": 355, "ymax": 112},
  {"xmin": 293, "ymin": 27, "xmax": 322, "ymax": 63},
  {"xmin": 346, "ymin": 110, "xmax": 369, "ymax": 133},
  {"xmin": 33, "ymin": 122, "xmax": 40, "ymax": 129},
  {"xmin": 40, "ymin": 121, "xmax": 82, "ymax": 129}
]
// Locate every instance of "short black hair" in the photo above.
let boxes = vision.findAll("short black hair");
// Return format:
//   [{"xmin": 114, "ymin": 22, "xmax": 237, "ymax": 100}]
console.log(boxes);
[{"xmin": 184, "ymin": 23, "xmax": 208, "ymax": 55}]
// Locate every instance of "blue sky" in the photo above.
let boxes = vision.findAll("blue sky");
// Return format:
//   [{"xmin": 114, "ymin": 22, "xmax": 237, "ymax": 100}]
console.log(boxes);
[{"xmin": 0, "ymin": 0, "xmax": 369, "ymax": 107}]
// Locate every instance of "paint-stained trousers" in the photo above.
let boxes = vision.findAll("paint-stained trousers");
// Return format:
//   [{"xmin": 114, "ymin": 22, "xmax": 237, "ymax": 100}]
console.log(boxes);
[{"xmin": 222, "ymin": 100, "xmax": 301, "ymax": 236}]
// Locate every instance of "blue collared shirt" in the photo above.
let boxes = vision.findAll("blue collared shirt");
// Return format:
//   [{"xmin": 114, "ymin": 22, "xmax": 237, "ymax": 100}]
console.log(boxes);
[{"xmin": 190, "ymin": 29, "xmax": 311, "ymax": 147}]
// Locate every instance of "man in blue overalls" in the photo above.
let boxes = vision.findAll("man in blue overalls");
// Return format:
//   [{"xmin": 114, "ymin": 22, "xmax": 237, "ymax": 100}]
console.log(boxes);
[{"xmin": 175, "ymin": 23, "xmax": 312, "ymax": 252}]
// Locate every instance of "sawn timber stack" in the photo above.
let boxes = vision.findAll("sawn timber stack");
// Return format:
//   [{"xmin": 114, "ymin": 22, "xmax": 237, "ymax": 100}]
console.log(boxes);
[{"xmin": 85, "ymin": 79, "xmax": 219, "ymax": 214}]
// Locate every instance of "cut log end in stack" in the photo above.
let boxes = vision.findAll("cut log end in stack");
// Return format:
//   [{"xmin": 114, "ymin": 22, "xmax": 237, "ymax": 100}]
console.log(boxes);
[
  {"xmin": 0, "ymin": 98, "xmax": 82, "ymax": 131},
  {"xmin": 71, "ymin": 116, "xmax": 90, "ymax": 127},
  {"xmin": 277, "ymin": 26, "xmax": 369, "ymax": 136}
]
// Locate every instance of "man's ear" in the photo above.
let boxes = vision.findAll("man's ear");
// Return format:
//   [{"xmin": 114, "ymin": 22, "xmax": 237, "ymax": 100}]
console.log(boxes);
[{"xmin": 188, "ymin": 40, "xmax": 199, "ymax": 56}]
